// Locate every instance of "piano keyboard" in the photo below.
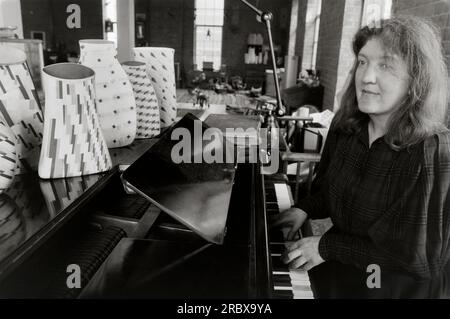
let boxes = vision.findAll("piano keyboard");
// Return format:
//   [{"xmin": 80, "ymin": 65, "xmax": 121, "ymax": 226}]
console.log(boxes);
[{"xmin": 265, "ymin": 176, "xmax": 314, "ymax": 299}]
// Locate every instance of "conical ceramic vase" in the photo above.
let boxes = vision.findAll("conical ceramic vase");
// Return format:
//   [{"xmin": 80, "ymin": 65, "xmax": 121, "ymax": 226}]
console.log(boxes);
[
  {"xmin": 79, "ymin": 40, "xmax": 136, "ymax": 148},
  {"xmin": 38, "ymin": 63, "xmax": 112, "ymax": 179},
  {"xmin": 0, "ymin": 46, "xmax": 44, "ymax": 173},
  {"xmin": 0, "ymin": 119, "xmax": 17, "ymax": 193},
  {"xmin": 122, "ymin": 61, "xmax": 160, "ymax": 138},
  {"xmin": 133, "ymin": 47, "xmax": 177, "ymax": 128}
]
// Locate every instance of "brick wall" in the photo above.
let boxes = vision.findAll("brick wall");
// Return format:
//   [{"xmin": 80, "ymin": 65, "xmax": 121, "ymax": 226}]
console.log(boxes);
[
  {"xmin": 335, "ymin": 0, "xmax": 363, "ymax": 109},
  {"xmin": 222, "ymin": 0, "xmax": 291, "ymax": 76},
  {"xmin": 392, "ymin": 0, "xmax": 450, "ymax": 73},
  {"xmin": 294, "ymin": 0, "xmax": 308, "ymax": 67},
  {"xmin": 135, "ymin": 0, "xmax": 291, "ymax": 87},
  {"xmin": 21, "ymin": 0, "xmax": 103, "ymax": 54},
  {"xmin": 315, "ymin": 0, "xmax": 345, "ymax": 110},
  {"xmin": 298, "ymin": 0, "xmax": 320, "ymax": 71},
  {"xmin": 314, "ymin": 0, "xmax": 362, "ymax": 111}
]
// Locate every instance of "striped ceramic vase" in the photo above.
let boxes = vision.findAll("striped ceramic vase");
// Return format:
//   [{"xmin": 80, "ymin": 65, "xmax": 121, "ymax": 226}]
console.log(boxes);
[
  {"xmin": 79, "ymin": 40, "xmax": 136, "ymax": 148},
  {"xmin": 38, "ymin": 63, "xmax": 112, "ymax": 179},
  {"xmin": 121, "ymin": 61, "xmax": 160, "ymax": 138},
  {"xmin": 0, "ymin": 46, "xmax": 44, "ymax": 173},
  {"xmin": 133, "ymin": 47, "xmax": 177, "ymax": 128}
]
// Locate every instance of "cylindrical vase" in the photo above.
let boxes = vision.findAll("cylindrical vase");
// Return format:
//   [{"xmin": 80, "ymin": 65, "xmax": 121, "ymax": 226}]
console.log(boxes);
[
  {"xmin": 133, "ymin": 47, "xmax": 177, "ymax": 127},
  {"xmin": 79, "ymin": 40, "xmax": 136, "ymax": 148},
  {"xmin": 122, "ymin": 61, "xmax": 160, "ymax": 138}
]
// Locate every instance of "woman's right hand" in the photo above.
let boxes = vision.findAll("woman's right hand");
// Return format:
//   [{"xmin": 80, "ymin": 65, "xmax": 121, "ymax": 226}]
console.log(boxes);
[{"xmin": 270, "ymin": 207, "xmax": 308, "ymax": 241}]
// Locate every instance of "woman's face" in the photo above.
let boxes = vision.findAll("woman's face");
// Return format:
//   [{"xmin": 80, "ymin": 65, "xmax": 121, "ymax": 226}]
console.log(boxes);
[{"xmin": 355, "ymin": 38, "xmax": 410, "ymax": 123}]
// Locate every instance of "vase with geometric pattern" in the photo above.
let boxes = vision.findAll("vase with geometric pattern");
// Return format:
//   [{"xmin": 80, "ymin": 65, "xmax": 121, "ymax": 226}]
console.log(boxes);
[
  {"xmin": 122, "ymin": 61, "xmax": 160, "ymax": 138},
  {"xmin": 0, "ymin": 46, "xmax": 44, "ymax": 173},
  {"xmin": 133, "ymin": 47, "xmax": 177, "ymax": 128},
  {"xmin": 79, "ymin": 40, "xmax": 136, "ymax": 148},
  {"xmin": 38, "ymin": 63, "xmax": 112, "ymax": 179}
]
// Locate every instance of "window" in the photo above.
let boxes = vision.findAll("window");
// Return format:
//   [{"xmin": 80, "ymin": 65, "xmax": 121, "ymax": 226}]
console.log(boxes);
[
  {"xmin": 361, "ymin": 0, "xmax": 392, "ymax": 27},
  {"xmin": 194, "ymin": 0, "xmax": 224, "ymax": 71},
  {"xmin": 104, "ymin": 0, "xmax": 117, "ymax": 46}
]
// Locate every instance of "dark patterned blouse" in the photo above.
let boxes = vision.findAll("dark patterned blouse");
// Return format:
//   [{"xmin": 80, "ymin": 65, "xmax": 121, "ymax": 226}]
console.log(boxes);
[{"xmin": 298, "ymin": 119, "xmax": 450, "ymax": 285}]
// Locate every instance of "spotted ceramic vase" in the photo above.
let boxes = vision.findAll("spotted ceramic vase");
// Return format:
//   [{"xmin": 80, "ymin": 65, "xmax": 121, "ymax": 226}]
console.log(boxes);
[
  {"xmin": 133, "ymin": 47, "xmax": 177, "ymax": 128},
  {"xmin": 79, "ymin": 40, "xmax": 136, "ymax": 148},
  {"xmin": 38, "ymin": 63, "xmax": 112, "ymax": 179},
  {"xmin": 121, "ymin": 61, "xmax": 160, "ymax": 138},
  {"xmin": 0, "ymin": 46, "xmax": 44, "ymax": 173}
]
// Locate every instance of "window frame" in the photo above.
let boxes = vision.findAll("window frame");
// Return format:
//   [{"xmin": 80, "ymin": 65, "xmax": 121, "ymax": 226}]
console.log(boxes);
[{"xmin": 193, "ymin": 0, "xmax": 225, "ymax": 71}]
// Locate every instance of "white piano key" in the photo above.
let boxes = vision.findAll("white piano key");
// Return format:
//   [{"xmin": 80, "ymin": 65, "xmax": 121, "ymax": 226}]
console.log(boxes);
[
  {"xmin": 273, "ymin": 270, "xmax": 290, "ymax": 276},
  {"xmin": 274, "ymin": 183, "xmax": 293, "ymax": 211},
  {"xmin": 268, "ymin": 179, "xmax": 314, "ymax": 299},
  {"xmin": 294, "ymin": 293, "xmax": 314, "ymax": 299},
  {"xmin": 273, "ymin": 286, "xmax": 293, "ymax": 291}
]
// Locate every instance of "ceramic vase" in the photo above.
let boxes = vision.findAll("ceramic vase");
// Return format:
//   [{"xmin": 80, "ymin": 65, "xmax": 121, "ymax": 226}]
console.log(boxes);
[
  {"xmin": 38, "ymin": 63, "xmax": 112, "ymax": 179},
  {"xmin": 0, "ymin": 46, "xmax": 44, "ymax": 173},
  {"xmin": 121, "ymin": 61, "xmax": 160, "ymax": 138},
  {"xmin": 133, "ymin": 47, "xmax": 177, "ymax": 127},
  {"xmin": 79, "ymin": 40, "xmax": 136, "ymax": 148}
]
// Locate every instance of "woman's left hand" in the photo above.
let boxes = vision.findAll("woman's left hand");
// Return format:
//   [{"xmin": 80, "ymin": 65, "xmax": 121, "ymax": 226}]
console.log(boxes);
[{"xmin": 281, "ymin": 236, "xmax": 325, "ymax": 271}]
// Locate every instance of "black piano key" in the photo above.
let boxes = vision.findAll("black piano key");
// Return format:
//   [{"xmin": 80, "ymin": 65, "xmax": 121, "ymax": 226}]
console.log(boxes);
[
  {"xmin": 266, "ymin": 203, "xmax": 279, "ymax": 211},
  {"xmin": 273, "ymin": 290, "xmax": 294, "ymax": 298},
  {"xmin": 266, "ymin": 174, "xmax": 289, "ymax": 183},
  {"xmin": 270, "ymin": 230, "xmax": 285, "ymax": 243},
  {"xmin": 270, "ymin": 243, "xmax": 286, "ymax": 254},
  {"xmin": 271, "ymin": 256, "xmax": 289, "ymax": 272},
  {"xmin": 273, "ymin": 274, "xmax": 292, "ymax": 285}
]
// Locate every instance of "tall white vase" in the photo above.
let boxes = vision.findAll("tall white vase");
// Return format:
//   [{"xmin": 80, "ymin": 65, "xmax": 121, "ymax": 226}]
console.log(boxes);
[
  {"xmin": 38, "ymin": 63, "xmax": 112, "ymax": 179},
  {"xmin": 133, "ymin": 47, "xmax": 177, "ymax": 128},
  {"xmin": 79, "ymin": 40, "xmax": 136, "ymax": 148},
  {"xmin": 0, "ymin": 46, "xmax": 44, "ymax": 173},
  {"xmin": 121, "ymin": 61, "xmax": 160, "ymax": 138}
]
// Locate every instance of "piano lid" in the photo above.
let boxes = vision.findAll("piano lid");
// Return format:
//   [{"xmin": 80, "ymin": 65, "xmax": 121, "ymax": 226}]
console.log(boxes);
[{"xmin": 121, "ymin": 113, "xmax": 236, "ymax": 244}]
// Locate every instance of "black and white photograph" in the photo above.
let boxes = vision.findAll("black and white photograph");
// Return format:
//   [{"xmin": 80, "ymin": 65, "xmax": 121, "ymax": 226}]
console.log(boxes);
[{"xmin": 0, "ymin": 0, "xmax": 450, "ymax": 305}]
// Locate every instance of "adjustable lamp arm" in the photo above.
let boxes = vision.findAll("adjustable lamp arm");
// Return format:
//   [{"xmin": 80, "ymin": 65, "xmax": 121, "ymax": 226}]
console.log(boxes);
[{"xmin": 239, "ymin": 0, "xmax": 285, "ymax": 116}]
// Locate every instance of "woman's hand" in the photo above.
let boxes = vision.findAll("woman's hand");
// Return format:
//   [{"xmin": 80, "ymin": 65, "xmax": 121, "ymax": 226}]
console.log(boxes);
[
  {"xmin": 271, "ymin": 207, "xmax": 308, "ymax": 240},
  {"xmin": 281, "ymin": 236, "xmax": 325, "ymax": 271}
]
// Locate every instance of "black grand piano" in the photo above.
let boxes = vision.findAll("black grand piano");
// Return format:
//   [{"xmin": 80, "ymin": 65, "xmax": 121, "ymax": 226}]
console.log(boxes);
[{"xmin": 0, "ymin": 112, "xmax": 274, "ymax": 298}]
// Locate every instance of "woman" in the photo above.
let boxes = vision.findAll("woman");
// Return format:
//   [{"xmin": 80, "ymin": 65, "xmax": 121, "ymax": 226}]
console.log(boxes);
[{"xmin": 273, "ymin": 15, "xmax": 450, "ymax": 298}]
